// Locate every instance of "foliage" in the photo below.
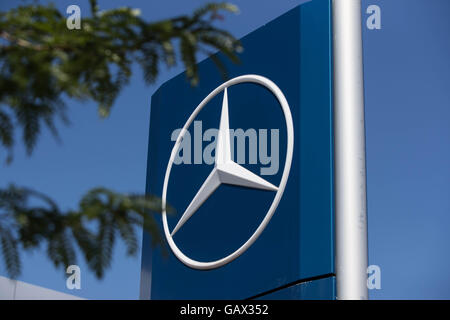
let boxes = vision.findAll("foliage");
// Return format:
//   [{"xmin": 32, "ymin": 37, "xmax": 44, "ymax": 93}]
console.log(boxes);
[
  {"xmin": 0, "ymin": 0, "xmax": 241, "ymax": 158},
  {"xmin": 0, "ymin": 1, "xmax": 240, "ymax": 278},
  {"xmin": 0, "ymin": 185, "xmax": 173, "ymax": 278}
]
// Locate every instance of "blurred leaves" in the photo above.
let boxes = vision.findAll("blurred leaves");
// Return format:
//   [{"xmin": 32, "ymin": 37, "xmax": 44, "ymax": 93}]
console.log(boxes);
[
  {"xmin": 0, "ymin": 1, "xmax": 241, "ymax": 158},
  {"xmin": 0, "ymin": 1, "xmax": 240, "ymax": 279},
  {"xmin": 0, "ymin": 185, "xmax": 172, "ymax": 279}
]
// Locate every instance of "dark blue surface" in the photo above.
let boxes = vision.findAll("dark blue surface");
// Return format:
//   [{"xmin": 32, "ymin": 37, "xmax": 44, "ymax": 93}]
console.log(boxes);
[
  {"xmin": 256, "ymin": 276, "xmax": 336, "ymax": 300},
  {"xmin": 141, "ymin": 0, "xmax": 335, "ymax": 299}
]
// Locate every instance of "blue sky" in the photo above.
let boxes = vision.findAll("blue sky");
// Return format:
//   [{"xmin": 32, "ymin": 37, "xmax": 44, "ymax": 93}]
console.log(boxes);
[{"xmin": 1, "ymin": 0, "xmax": 449, "ymax": 299}]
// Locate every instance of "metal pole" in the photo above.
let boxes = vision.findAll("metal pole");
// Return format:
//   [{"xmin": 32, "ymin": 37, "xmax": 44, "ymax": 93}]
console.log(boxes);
[{"xmin": 332, "ymin": 0, "xmax": 369, "ymax": 300}]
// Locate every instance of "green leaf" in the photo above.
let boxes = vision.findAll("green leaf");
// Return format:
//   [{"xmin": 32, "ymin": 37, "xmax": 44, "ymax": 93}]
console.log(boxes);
[{"xmin": 0, "ymin": 1, "xmax": 240, "ymax": 279}]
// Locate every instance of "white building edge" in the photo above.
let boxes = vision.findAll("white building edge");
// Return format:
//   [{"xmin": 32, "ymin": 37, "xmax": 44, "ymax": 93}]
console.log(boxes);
[{"xmin": 0, "ymin": 276, "xmax": 83, "ymax": 300}]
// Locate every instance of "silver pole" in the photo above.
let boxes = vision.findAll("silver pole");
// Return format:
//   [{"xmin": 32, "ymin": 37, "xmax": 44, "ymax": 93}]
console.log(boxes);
[{"xmin": 332, "ymin": 0, "xmax": 368, "ymax": 300}]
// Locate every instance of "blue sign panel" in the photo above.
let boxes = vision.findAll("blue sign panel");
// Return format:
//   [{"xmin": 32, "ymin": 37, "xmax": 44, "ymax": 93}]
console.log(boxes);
[
  {"xmin": 140, "ymin": 0, "xmax": 334, "ymax": 299},
  {"xmin": 255, "ymin": 277, "xmax": 336, "ymax": 300}
]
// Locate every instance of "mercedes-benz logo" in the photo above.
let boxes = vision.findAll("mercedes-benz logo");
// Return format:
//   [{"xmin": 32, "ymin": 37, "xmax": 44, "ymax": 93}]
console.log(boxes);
[{"xmin": 161, "ymin": 74, "xmax": 294, "ymax": 270}]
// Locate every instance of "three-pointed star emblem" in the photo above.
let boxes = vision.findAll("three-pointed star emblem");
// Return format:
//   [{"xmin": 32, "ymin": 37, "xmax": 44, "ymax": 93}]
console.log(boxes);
[{"xmin": 171, "ymin": 88, "xmax": 278, "ymax": 236}]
